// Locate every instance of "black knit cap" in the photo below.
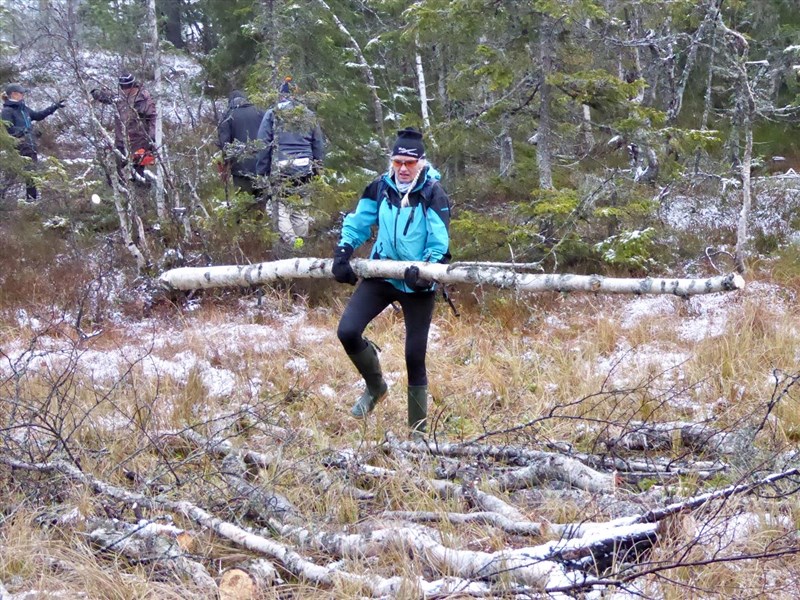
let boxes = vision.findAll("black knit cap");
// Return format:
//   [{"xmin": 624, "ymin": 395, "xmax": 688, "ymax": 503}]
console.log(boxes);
[
  {"xmin": 118, "ymin": 73, "xmax": 137, "ymax": 89},
  {"xmin": 392, "ymin": 127, "xmax": 425, "ymax": 159}
]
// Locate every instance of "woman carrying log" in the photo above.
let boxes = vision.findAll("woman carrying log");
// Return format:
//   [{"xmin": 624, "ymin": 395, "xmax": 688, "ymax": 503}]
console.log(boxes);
[{"xmin": 331, "ymin": 127, "xmax": 451, "ymax": 438}]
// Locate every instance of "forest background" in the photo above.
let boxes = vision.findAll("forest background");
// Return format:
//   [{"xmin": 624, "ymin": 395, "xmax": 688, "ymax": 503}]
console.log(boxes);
[{"xmin": 2, "ymin": 1, "xmax": 800, "ymax": 599}]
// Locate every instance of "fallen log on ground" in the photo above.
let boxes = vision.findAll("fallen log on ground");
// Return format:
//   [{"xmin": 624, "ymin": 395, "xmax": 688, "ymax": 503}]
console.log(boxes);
[
  {"xmin": 3, "ymin": 452, "xmax": 797, "ymax": 596},
  {"xmin": 88, "ymin": 519, "xmax": 217, "ymax": 593},
  {"xmin": 218, "ymin": 559, "xmax": 282, "ymax": 600},
  {"xmin": 159, "ymin": 258, "xmax": 745, "ymax": 296}
]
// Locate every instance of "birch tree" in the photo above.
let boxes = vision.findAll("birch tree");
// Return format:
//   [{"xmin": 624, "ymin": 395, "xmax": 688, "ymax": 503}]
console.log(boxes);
[{"xmin": 147, "ymin": 0, "xmax": 167, "ymax": 220}]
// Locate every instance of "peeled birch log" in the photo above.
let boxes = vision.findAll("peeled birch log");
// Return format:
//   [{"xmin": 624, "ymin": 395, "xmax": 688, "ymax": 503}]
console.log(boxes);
[{"xmin": 159, "ymin": 258, "xmax": 745, "ymax": 296}]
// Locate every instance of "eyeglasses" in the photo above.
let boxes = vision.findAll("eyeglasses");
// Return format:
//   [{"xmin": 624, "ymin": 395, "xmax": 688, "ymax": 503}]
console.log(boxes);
[{"xmin": 392, "ymin": 158, "xmax": 419, "ymax": 169}]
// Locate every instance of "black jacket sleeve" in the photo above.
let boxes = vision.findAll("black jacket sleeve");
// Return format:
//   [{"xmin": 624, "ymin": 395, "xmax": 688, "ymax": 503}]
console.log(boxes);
[
  {"xmin": 255, "ymin": 110, "xmax": 275, "ymax": 177},
  {"xmin": 217, "ymin": 109, "xmax": 234, "ymax": 150},
  {"xmin": 311, "ymin": 122, "xmax": 325, "ymax": 163},
  {"xmin": 28, "ymin": 104, "xmax": 59, "ymax": 121}
]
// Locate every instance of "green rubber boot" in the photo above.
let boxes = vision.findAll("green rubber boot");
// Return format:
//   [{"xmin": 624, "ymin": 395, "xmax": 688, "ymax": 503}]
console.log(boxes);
[
  {"xmin": 408, "ymin": 385, "xmax": 428, "ymax": 439},
  {"xmin": 348, "ymin": 341, "xmax": 388, "ymax": 418}
]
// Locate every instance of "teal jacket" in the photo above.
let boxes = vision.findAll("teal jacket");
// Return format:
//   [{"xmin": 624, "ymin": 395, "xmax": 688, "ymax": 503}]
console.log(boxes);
[{"xmin": 339, "ymin": 166, "xmax": 451, "ymax": 293}]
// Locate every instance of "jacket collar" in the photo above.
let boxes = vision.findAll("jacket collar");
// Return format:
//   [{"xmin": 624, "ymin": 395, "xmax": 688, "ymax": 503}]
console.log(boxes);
[{"xmin": 383, "ymin": 165, "xmax": 430, "ymax": 194}]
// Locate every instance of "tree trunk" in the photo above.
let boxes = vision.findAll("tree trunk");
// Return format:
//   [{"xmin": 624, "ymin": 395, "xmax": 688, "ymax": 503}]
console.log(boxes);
[
  {"xmin": 666, "ymin": 2, "xmax": 721, "ymax": 125},
  {"xmin": 499, "ymin": 113, "xmax": 514, "ymax": 176},
  {"xmin": 717, "ymin": 18, "xmax": 755, "ymax": 274},
  {"xmin": 415, "ymin": 36, "xmax": 434, "ymax": 146},
  {"xmin": 158, "ymin": 258, "xmax": 745, "ymax": 295},
  {"xmin": 536, "ymin": 18, "xmax": 554, "ymax": 190},
  {"xmin": 219, "ymin": 560, "xmax": 281, "ymax": 600},
  {"xmin": 147, "ymin": 0, "xmax": 167, "ymax": 221},
  {"xmin": 159, "ymin": 0, "xmax": 184, "ymax": 49},
  {"xmin": 694, "ymin": 13, "xmax": 718, "ymax": 174},
  {"xmin": 735, "ymin": 104, "xmax": 753, "ymax": 274},
  {"xmin": 436, "ymin": 44, "xmax": 449, "ymax": 119}
]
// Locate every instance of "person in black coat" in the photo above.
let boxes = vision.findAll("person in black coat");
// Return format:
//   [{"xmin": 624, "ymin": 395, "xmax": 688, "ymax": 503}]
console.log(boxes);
[
  {"xmin": 217, "ymin": 90, "xmax": 266, "ymax": 198},
  {"xmin": 1, "ymin": 83, "xmax": 65, "ymax": 201},
  {"xmin": 255, "ymin": 78, "xmax": 325, "ymax": 248}
]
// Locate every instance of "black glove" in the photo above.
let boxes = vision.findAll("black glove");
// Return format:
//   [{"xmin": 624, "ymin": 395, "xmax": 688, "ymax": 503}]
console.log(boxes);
[
  {"xmin": 56, "ymin": 99, "xmax": 66, "ymax": 109},
  {"xmin": 332, "ymin": 245, "xmax": 358, "ymax": 285},
  {"xmin": 404, "ymin": 266, "xmax": 433, "ymax": 292}
]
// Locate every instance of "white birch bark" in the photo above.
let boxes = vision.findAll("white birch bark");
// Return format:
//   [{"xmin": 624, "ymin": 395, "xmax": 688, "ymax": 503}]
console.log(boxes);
[
  {"xmin": 415, "ymin": 37, "xmax": 433, "ymax": 139},
  {"xmin": 219, "ymin": 560, "xmax": 281, "ymax": 599},
  {"xmin": 581, "ymin": 104, "xmax": 594, "ymax": 152},
  {"xmin": 734, "ymin": 109, "xmax": 754, "ymax": 274},
  {"xmin": 499, "ymin": 113, "xmax": 514, "ymax": 176},
  {"xmin": 88, "ymin": 521, "xmax": 217, "ymax": 592},
  {"xmin": 159, "ymin": 258, "xmax": 745, "ymax": 296},
  {"xmin": 580, "ymin": 20, "xmax": 594, "ymax": 152},
  {"xmin": 717, "ymin": 18, "xmax": 755, "ymax": 274},
  {"xmin": 4, "ymin": 454, "xmax": 797, "ymax": 597},
  {"xmin": 147, "ymin": 0, "xmax": 167, "ymax": 220},
  {"xmin": 389, "ymin": 439, "xmax": 615, "ymax": 494},
  {"xmin": 111, "ymin": 187, "xmax": 148, "ymax": 272}
]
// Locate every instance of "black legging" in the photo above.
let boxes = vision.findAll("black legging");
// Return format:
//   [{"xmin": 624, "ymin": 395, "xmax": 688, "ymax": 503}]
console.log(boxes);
[{"xmin": 337, "ymin": 278, "xmax": 436, "ymax": 386}]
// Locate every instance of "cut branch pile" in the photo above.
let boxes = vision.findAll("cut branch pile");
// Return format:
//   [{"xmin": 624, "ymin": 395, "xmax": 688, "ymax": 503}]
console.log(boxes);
[
  {"xmin": 2, "ymin": 333, "xmax": 798, "ymax": 598},
  {"xmin": 2, "ymin": 423, "xmax": 798, "ymax": 598}
]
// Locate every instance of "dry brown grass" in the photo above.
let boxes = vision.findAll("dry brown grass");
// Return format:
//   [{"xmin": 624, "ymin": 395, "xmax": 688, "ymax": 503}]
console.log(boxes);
[{"xmin": 2, "ymin": 259, "xmax": 800, "ymax": 597}]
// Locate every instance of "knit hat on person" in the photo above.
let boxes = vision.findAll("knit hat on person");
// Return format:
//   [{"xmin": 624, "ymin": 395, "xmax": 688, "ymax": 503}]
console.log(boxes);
[
  {"xmin": 118, "ymin": 73, "xmax": 138, "ymax": 89},
  {"xmin": 5, "ymin": 83, "xmax": 27, "ymax": 95},
  {"xmin": 228, "ymin": 89, "xmax": 247, "ymax": 108},
  {"xmin": 392, "ymin": 127, "xmax": 425, "ymax": 159}
]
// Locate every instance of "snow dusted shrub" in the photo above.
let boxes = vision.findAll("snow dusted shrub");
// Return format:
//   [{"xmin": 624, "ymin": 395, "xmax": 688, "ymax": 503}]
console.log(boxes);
[{"xmin": 594, "ymin": 227, "xmax": 657, "ymax": 273}]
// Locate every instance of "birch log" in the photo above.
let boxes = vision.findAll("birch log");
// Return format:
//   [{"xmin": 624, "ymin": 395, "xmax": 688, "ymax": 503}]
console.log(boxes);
[{"xmin": 159, "ymin": 258, "xmax": 745, "ymax": 296}]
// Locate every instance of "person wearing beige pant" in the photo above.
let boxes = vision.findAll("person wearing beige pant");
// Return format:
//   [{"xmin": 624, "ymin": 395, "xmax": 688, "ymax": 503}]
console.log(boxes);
[{"xmin": 255, "ymin": 78, "xmax": 324, "ymax": 249}]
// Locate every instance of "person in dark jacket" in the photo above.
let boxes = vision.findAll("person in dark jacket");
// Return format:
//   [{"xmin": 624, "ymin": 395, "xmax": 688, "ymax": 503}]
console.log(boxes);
[
  {"xmin": 1, "ymin": 83, "xmax": 65, "ymax": 201},
  {"xmin": 255, "ymin": 78, "xmax": 325, "ymax": 248},
  {"xmin": 217, "ymin": 90, "xmax": 265, "ymax": 198},
  {"xmin": 332, "ymin": 127, "xmax": 451, "ymax": 438},
  {"xmin": 90, "ymin": 73, "xmax": 156, "ymax": 182}
]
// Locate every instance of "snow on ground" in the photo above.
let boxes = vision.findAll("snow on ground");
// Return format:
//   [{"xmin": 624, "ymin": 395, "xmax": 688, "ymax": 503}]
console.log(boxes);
[
  {"xmin": 662, "ymin": 193, "xmax": 738, "ymax": 232},
  {"xmin": 1, "ymin": 276, "xmax": 797, "ymax": 596},
  {"xmin": 0, "ymin": 310, "xmax": 333, "ymax": 402}
]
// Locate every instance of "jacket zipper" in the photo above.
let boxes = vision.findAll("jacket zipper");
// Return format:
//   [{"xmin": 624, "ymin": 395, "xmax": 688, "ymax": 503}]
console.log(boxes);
[
  {"xmin": 402, "ymin": 205, "xmax": 417, "ymax": 236},
  {"xmin": 392, "ymin": 196, "xmax": 401, "ymax": 256}
]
